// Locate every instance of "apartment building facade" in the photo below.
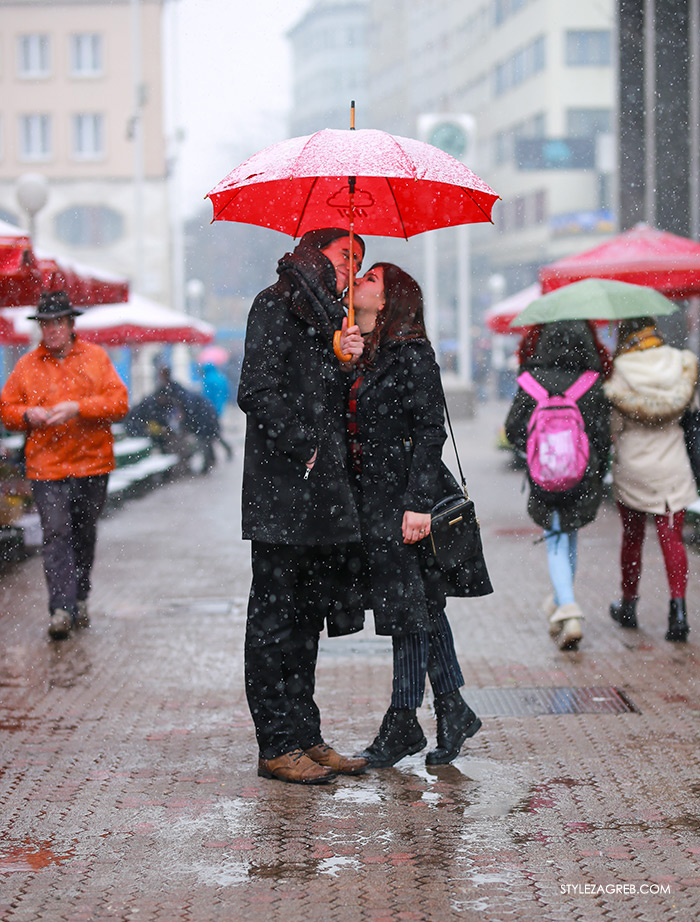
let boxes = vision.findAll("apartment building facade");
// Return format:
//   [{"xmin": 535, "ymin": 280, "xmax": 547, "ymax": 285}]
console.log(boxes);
[
  {"xmin": 0, "ymin": 0, "xmax": 171, "ymax": 302},
  {"xmin": 365, "ymin": 0, "xmax": 616, "ymax": 306}
]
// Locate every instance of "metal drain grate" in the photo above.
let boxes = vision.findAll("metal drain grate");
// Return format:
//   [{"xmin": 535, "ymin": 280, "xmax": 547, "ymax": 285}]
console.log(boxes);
[{"xmin": 461, "ymin": 686, "xmax": 639, "ymax": 716}]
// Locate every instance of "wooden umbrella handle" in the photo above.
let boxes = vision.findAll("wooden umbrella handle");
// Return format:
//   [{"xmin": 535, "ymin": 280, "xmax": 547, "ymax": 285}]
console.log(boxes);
[{"xmin": 333, "ymin": 177, "xmax": 356, "ymax": 362}]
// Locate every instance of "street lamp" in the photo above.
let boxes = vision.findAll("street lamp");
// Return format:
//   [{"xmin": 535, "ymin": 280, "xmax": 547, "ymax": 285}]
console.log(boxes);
[
  {"xmin": 487, "ymin": 273, "xmax": 506, "ymax": 305},
  {"xmin": 16, "ymin": 172, "xmax": 49, "ymax": 240},
  {"xmin": 186, "ymin": 278, "xmax": 205, "ymax": 318}
]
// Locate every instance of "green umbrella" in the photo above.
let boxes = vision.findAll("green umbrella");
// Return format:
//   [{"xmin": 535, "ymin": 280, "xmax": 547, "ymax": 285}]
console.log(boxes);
[{"xmin": 510, "ymin": 278, "xmax": 678, "ymax": 327}]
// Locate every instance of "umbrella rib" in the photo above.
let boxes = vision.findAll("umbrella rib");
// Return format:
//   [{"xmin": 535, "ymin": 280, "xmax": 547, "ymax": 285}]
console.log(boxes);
[
  {"xmin": 459, "ymin": 185, "xmax": 497, "ymax": 223},
  {"xmin": 211, "ymin": 188, "xmax": 241, "ymax": 221},
  {"xmin": 385, "ymin": 178, "xmax": 409, "ymax": 239},
  {"xmin": 292, "ymin": 177, "xmax": 319, "ymax": 239}
]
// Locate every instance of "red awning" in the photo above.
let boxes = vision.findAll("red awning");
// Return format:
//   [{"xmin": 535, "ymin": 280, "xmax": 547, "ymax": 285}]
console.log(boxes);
[{"xmin": 540, "ymin": 223, "xmax": 700, "ymax": 299}]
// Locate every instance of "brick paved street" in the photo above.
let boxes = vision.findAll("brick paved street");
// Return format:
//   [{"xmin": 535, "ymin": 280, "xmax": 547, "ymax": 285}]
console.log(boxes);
[{"xmin": 1, "ymin": 400, "xmax": 700, "ymax": 922}]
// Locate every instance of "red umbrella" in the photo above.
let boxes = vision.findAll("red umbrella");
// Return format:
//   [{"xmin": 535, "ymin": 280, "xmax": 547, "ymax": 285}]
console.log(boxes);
[
  {"xmin": 540, "ymin": 223, "xmax": 700, "ymax": 298},
  {"xmin": 208, "ymin": 128, "xmax": 498, "ymax": 239},
  {"xmin": 208, "ymin": 115, "xmax": 499, "ymax": 356}
]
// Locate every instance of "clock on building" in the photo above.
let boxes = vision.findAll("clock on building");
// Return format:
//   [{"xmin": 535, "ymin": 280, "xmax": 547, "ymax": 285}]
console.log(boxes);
[{"xmin": 428, "ymin": 121, "xmax": 469, "ymax": 160}]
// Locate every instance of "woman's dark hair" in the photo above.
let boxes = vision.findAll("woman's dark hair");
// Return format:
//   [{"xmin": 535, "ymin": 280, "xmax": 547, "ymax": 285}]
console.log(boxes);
[
  {"xmin": 518, "ymin": 320, "xmax": 613, "ymax": 378},
  {"xmin": 365, "ymin": 262, "xmax": 426, "ymax": 359}
]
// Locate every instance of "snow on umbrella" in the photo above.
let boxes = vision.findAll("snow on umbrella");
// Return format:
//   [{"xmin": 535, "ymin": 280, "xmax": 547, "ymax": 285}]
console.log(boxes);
[
  {"xmin": 207, "ymin": 127, "xmax": 499, "ymax": 239},
  {"xmin": 207, "ymin": 117, "xmax": 499, "ymax": 356}
]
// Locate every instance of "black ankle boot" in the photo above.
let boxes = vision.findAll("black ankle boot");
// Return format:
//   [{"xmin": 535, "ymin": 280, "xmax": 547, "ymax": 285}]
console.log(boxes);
[
  {"xmin": 666, "ymin": 598, "xmax": 689, "ymax": 642},
  {"xmin": 610, "ymin": 598, "xmax": 638, "ymax": 629},
  {"xmin": 356, "ymin": 707, "xmax": 426, "ymax": 767},
  {"xmin": 425, "ymin": 691, "xmax": 482, "ymax": 765}
]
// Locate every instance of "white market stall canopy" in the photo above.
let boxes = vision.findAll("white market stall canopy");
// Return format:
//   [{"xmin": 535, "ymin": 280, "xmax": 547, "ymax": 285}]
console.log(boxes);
[{"xmin": 2, "ymin": 295, "xmax": 215, "ymax": 346}]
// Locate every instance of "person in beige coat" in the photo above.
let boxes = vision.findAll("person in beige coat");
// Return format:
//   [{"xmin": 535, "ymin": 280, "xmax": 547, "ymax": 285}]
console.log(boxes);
[{"xmin": 604, "ymin": 317, "xmax": 698, "ymax": 642}]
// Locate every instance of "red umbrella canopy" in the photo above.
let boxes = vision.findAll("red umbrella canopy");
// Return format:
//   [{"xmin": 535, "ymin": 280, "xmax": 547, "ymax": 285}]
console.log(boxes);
[
  {"xmin": 207, "ymin": 128, "xmax": 499, "ymax": 238},
  {"xmin": 540, "ymin": 223, "xmax": 700, "ymax": 298}
]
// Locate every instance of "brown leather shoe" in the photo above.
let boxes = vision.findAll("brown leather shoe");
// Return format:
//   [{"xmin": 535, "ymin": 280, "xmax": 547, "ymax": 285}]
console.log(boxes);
[
  {"xmin": 305, "ymin": 743, "xmax": 369, "ymax": 775},
  {"xmin": 258, "ymin": 748, "xmax": 336, "ymax": 785}
]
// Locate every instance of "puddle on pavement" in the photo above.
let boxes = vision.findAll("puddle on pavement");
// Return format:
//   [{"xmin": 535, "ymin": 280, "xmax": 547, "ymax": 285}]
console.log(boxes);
[
  {"xmin": 0, "ymin": 840, "xmax": 75, "ymax": 873},
  {"xmin": 248, "ymin": 858, "xmax": 320, "ymax": 881},
  {"xmin": 510, "ymin": 776, "xmax": 587, "ymax": 814}
]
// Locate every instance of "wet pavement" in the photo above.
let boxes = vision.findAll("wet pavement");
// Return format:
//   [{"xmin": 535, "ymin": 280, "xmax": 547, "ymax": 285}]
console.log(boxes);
[{"xmin": 1, "ymin": 399, "xmax": 700, "ymax": 921}]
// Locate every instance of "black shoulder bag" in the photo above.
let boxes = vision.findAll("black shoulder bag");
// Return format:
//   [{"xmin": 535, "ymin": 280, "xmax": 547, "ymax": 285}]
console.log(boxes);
[{"xmin": 426, "ymin": 397, "xmax": 483, "ymax": 570}]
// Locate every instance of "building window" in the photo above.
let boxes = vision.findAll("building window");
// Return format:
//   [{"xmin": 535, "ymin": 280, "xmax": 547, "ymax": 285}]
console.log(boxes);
[
  {"xmin": 71, "ymin": 34, "xmax": 103, "ymax": 76},
  {"xmin": 72, "ymin": 114, "xmax": 104, "ymax": 159},
  {"xmin": 55, "ymin": 205, "xmax": 124, "ymax": 247},
  {"xmin": 566, "ymin": 108, "xmax": 612, "ymax": 137},
  {"xmin": 493, "ymin": 34, "xmax": 546, "ymax": 96},
  {"xmin": 534, "ymin": 189, "xmax": 547, "ymax": 223},
  {"xmin": 566, "ymin": 30, "xmax": 611, "ymax": 66},
  {"xmin": 18, "ymin": 34, "xmax": 50, "ymax": 77},
  {"xmin": 19, "ymin": 114, "xmax": 51, "ymax": 161}
]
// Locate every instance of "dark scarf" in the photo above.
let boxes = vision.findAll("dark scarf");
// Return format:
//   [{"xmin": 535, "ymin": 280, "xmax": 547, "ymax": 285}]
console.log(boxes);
[{"xmin": 277, "ymin": 243, "xmax": 345, "ymax": 333}]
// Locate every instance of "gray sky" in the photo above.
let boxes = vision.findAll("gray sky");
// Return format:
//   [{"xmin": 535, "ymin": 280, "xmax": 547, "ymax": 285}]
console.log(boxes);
[{"xmin": 170, "ymin": 0, "xmax": 312, "ymax": 217}]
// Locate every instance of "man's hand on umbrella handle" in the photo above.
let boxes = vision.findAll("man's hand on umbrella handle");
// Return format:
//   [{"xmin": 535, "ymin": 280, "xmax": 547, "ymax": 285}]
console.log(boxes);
[
  {"xmin": 337, "ymin": 317, "xmax": 363, "ymax": 367},
  {"xmin": 402, "ymin": 510, "xmax": 431, "ymax": 544}
]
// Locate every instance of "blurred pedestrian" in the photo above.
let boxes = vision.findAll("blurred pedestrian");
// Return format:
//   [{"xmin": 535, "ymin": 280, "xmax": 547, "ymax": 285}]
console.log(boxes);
[
  {"xmin": 200, "ymin": 361, "xmax": 230, "ymax": 418},
  {"xmin": 347, "ymin": 263, "xmax": 492, "ymax": 767},
  {"xmin": 505, "ymin": 321, "xmax": 611, "ymax": 650},
  {"xmin": 126, "ymin": 368, "xmax": 232, "ymax": 472},
  {"xmin": 0, "ymin": 291, "xmax": 128, "ymax": 639},
  {"xmin": 604, "ymin": 317, "xmax": 698, "ymax": 642},
  {"xmin": 237, "ymin": 228, "xmax": 369, "ymax": 785}
]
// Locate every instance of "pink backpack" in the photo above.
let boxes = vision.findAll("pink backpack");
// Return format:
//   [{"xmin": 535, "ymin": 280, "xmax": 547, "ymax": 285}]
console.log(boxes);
[{"xmin": 517, "ymin": 370, "xmax": 599, "ymax": 492}]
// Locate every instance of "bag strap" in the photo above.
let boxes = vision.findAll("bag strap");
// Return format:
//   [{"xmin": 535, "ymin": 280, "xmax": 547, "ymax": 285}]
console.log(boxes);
[
  {"xmin": 517, "ymin": 371, "xmax": 549, "ymax": 403},
  {"xmin": 564, "ymin": 370, "xmax": 599, "ymax": 401},
  {"xmin": 442, "ymin": 394, "xmax": 469, "ymax": 498}
]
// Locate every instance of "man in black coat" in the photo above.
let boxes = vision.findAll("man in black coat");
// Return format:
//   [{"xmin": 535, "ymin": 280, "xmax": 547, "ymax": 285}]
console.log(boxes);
[{"xmin": 237, "ymin": 228, "xmax": 369, "ymax": 785}]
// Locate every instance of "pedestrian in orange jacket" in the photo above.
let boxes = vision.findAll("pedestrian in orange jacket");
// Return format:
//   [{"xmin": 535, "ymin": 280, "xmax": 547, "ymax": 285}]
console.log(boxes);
[{"xmin": 0, "ymin": 291, "xmax": 128, "ymax": 639}]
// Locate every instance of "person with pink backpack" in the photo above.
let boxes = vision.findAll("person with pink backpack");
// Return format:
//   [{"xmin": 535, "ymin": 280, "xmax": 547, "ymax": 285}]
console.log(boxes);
[{"xmin": 505, "ymin": 321, "xmax": 612, "ymax": 649}]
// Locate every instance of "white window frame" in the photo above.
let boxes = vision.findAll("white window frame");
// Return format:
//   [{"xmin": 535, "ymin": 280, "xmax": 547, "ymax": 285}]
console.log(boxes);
[
  {"xmin": 72, "ymin": 113, "xmax": 105, "ymax": 160},
  {"xmin": 70, "ymin": 33, "xmax": 103, "ymax": 77},
  {"xmin": 18, "ymin": 34, "xmax": 50, "ymax": 78},
  {"xmin": 19, "ymin": 114, "xmax": 52, "ymax": 161}
]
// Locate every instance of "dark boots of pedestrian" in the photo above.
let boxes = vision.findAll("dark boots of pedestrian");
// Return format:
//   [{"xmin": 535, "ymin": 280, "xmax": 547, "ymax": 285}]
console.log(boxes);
[
  {"xmin": 356, "ymin": 707, "xmax": 426, "ymax": 767},
  {"xmin": 610, "ymin": 598, "xmax": 638, "ymax": 629},
  {"xmin": 426, "ymin": 690, "xmax": 482, "ymax": 765},
  {"xmin": 666, "ymin": 598, "xmax": 689, "ymax": 643}
]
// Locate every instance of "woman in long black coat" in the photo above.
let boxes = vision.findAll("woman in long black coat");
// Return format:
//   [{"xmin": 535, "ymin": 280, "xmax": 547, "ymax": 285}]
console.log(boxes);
[{"xmin": 348, "ymin": 263, "xmax": 492, "ymax": 767}]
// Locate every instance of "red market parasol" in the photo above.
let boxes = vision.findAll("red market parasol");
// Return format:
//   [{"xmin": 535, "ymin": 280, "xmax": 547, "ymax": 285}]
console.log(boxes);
[
  {"xmin": 484, "ymin": 283, "xmax": 541, "ymax": 334},
  {"xmin": 540, "ymin": 223, "xmax": 700, "ymax": 298},
  {"xmin": 0, "ymin": 221, "xmax": 43, "ymax": 308},
  {"xmin": 207, "ymin": 107, "xmax": 499, "ymax": 357}
]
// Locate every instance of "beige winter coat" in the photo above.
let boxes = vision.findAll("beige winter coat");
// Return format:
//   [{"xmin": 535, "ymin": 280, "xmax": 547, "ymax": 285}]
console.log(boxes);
[{"xmin": 604, "ymin": 345, "xmax": 698, "ymax": 515}]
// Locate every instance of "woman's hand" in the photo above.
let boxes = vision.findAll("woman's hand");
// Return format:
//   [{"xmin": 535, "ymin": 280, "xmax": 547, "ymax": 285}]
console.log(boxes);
[
  {"xmin": 402, "ymin": 510, "xmax": 431, "ymax": 544},
  {"xmin": 338, "ymin": 317, "xmax": 364, "ymax": 367}
]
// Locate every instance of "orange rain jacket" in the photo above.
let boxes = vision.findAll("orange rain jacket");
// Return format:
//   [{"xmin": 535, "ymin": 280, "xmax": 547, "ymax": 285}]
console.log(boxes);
[{"xmin": 0, "ymin": 337, "xmax": 129, "ymax": 480}]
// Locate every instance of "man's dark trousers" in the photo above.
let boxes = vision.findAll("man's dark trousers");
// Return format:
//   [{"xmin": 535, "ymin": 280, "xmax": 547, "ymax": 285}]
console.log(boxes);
[
  {"xmin": 32, "ymin": 474, "xmax": 108, "ymax": 617},
  {"xmin": 244, "ymin": 541, "xmax": 334, "ymax": 761}
]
